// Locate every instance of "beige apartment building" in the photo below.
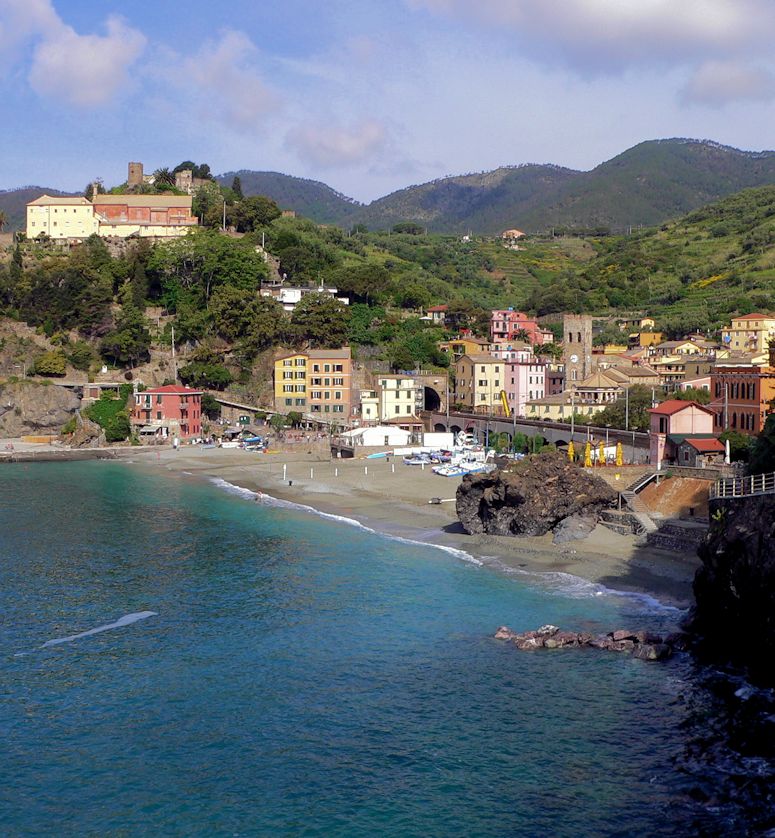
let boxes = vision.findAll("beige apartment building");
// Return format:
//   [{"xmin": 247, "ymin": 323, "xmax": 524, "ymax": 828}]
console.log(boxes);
[
  {"xmin": 26, "ymin": 196, "xmax": 99, "ymax": 239},
  {"xmin": 274, "ymin": 347, "xmax": 353, "ymax": 423},
  {"xmin": 454, "ymin": 354, "xmax": 504, "ymax": 413},
  {"xmin": 721, "ymin": 313, "xmax": 775, "ymax": 353}
]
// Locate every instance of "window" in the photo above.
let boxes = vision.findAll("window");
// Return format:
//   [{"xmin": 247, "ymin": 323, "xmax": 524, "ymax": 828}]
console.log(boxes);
[
  {"xmin": 324, "ymin": 392, "xmax": 330, "ymax": 400},
  {"xmin": 311, "ymin": 404, "xmax": 321, "ymax": 412},
  {"xmin": 395, "ymin": 405, "xmax": 400, "ymax": 414},
  {"xmin": 295, "ymin": 358, "xmax": 306, "ymax": 366},
  {"xmin": 333, "ymin": 377, "xmax": 343, "ymax": 386},
  {"xmin": 334, "ymin": 364, "xmax": 343, "ymax": 372},
  {"xmin": 313, "ymin": 364, "xmax": 320, "ymax": 372},
  {"xmin": 295, "ymin": 385, "xmax": 305, "ymax": 393},
  {"xmin": 333, "ymin": 405, "xmax": 343, "ymax": 413},
  {"xmin": 406, "ymin": 405, "xmax": 411, "ymax": 414},
  {"xmin": 156, "ymin": 411, "xmax": 162, "ymax": 420},
  {"xmin": 324, "ymin": 364, "xmax": 331, "ymax": 372},
  {"xmin": 156, "ymin": 394, "xmax": 162, "ymax": 404},
  {"xmin": 334, "ymin": 391, "xmax": 341, "ymax": 400},
  {"xmin": 295, "ymin": 372, "xmax": 305, "ymax": 380},
  {"xmin": 324, "ymin": 378, "xmax": 330, "ymax": 386},
  {"xmin": 283, "ymin": 385, "xmax": 294, "ymax": 393},
  {"xmin": 295, "ymin": 399, "xmax": 305, "ymax": 406},
  {"xmin": 283, "ymin": 371, "xmax": 293, "ymax": 379},
  {"xmin": 312, "ymin": 378, "xmax": 321, "ymax": 386},
  {"xmin": 283, "ymin": 360, "xmax": 292, "ymax": 367},
  {"xmin": 311, "ymin": 391, "xmax": 322, "ymax": 399}
]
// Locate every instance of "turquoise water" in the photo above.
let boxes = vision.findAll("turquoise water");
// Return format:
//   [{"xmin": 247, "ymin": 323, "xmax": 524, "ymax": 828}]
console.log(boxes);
[{"xmin": 1, "ymin": 462, "xmax": 703, "ymax": 835}]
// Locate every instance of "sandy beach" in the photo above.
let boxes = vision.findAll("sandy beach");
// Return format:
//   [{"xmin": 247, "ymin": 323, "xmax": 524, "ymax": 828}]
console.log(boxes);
[{"xmin": 122, "ymin": 442, "xmax": 700, "ymax": 609}]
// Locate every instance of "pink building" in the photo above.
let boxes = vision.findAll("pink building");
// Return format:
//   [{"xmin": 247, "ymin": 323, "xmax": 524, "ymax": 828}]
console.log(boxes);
[
  {"xmin": 648, "ymin": 399, "xmax": 717, "ymax": 466},
  {"xmin": 130, "ymin": 385, "xmax": 203, "ymax": 440},
  {"xmin": 505, "ymin": 355, "xmax": 546, "ymax": 417},
  {"xmin": 490, "ymin": 309, "xmax": 553, "ymax": 347}
]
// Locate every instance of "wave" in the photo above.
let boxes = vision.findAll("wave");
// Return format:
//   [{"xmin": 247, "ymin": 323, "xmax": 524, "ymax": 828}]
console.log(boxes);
[
  {"xmin": 208, "ymin": 477, "xmax": 682, "ymax": 614},
  {"xmin": 40, "ymin": 611, "xmax": 158, "ymax": 648},
  {"xmin": 208, "ymin": 477, "xmax": 483, "ymax": 566}
]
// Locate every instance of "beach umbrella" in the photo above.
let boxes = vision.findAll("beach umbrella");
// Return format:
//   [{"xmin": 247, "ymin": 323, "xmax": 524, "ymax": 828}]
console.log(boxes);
[
  {"xmin": 567, "ymin": 440, "xmax": 575, "ymax": 462},
  {"xmin": 615, "ymin": 441, "xmax": 623, "ymax": 466},
  {"xmin": 584, "ymin": 441, "xmax": 592, "ymax": 468},
  {"xmin": 598, "ymin": 440, "xmax": 605, "ymax": 466}
]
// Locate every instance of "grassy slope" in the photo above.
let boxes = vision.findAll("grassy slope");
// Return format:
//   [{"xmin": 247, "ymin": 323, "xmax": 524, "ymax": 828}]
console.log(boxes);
[{"xmin": 0, "ymin": 187, "xmax": 74, "ymax": 232}]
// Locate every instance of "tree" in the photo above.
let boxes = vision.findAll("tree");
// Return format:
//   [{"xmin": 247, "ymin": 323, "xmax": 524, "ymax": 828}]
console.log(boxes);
[
  {"xmin": 748, "ymin": 414, "xmax": 775, "ymax": 475},
  {"xmin": 329, "ymin": 263, "xmax": 390, "ymax": 304},
  {"xmin": 32, "ymin": 350, "xmax": 66, "ymax": 376},
  {"xmin": 392, "ymin": 222, "xmax": 425, "ymax": 235},
  {"xmin": 230, "ymin": 195, "xmax": 281, "ymax": 232},
  {"xmin": 179, "ymin": 361, "xmax": 233, "ymax": 390},
  {"xmin": 0, "ymin": 210, "xmax": 6, "ymax": 233},
  {"xmin": 289, "ymin": 294, "xmax": 350, "ymax": 348},
  {"xmin": 209, "ymin": 286, "xmax": 284, "ymax": 352},
  {"xmin": 153, "ymin": 167, "xmax": 175, "ymax": 188},
  {"xmin": 674, "ymin": 387, "xmax": 711, "ymax": 405},
  {"xmin": 590, "ymin": 385, "xmax": 655, "ymax": 431},
  {"xmin": 719, "ymin": 429, "xmax": 752, "ymax": 463},
  {"xmin": 231, "ymin": 176, "xmax": 244, "ymax": 199},
  {"xmin": 201, "ymin": 393, "xmax": 222, "ymax": 419},
  {"xmin": 99, "ymin": 305, "xmax": 151, "ymax": 366}
]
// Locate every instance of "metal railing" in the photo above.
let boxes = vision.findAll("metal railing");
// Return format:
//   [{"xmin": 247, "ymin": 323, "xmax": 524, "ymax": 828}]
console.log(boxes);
[{"xmin": 710, "ymin": 471, "xmax": 775, "ymax": 500}]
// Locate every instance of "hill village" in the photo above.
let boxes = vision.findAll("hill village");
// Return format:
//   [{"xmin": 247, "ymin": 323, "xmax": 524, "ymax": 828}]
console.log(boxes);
[{"xmin": 3, "ymin": 161, "xmax": 775, "ymax": 493}]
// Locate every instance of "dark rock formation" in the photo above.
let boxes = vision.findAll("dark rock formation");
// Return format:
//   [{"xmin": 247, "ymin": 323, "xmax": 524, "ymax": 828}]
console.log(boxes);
[
  {"xmin": 456, "ymin": 452, "xmax": 617, "ymax": 540},
  {"xmin": 494, "ymin": 624, "xmax": 675, "ymax": 661},
  {"xmin": 0, "ymin": 380, "xmax": 79, "ymax": 437},
  {"xmin": 688, "ymin": 494, "xmax": 775, "ymax": 685}
]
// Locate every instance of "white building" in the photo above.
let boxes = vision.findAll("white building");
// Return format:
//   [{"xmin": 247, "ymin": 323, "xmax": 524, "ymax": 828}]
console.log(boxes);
[
  {"xmin": 340, "ymin": 425, "xmax": 413, "ymax": 447},
  {"xmin": 26, "ymin": 196, "xmax": 99, "ymax": 239},
  {"xmin": 260, "ymin": 286, "xmax": 349, "ymax": 312}
]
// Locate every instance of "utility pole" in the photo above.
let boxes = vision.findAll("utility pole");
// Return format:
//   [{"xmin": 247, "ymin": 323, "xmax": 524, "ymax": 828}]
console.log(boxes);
[
  {"xmin": 625, "ymin": 386, "xmax": 630, "ymax": 431},
  {"xmin": 723, "ymin": 381, "xmax": 729, "ymax": 430},
  {"xmin": 171, "ymin": 325, "xmax": 177, "ymax": 383}
]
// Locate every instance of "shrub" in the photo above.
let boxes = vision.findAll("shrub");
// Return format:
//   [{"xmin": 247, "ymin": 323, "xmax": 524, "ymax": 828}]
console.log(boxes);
[{"xmin": 32, "ymin": 350, "xmax": 66, "ymax": 377}]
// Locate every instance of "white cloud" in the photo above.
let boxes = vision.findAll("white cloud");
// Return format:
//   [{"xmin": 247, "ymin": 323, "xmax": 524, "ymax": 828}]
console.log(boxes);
[
  {"xmin": 0, "ymin": 0, "xmax": 146, "ymax": 106},
  {"xmin": 286, "ymin": 119, "xmax": 388, "ymax": 168},
  {"xmin": 407, "ymin": 0, "xmax": 775, "ymax": 73},
  {"xmin": 180, "ymin": 30, "xmax": 278, "ymax": 130},
  {"xmin": 681, "ymin": 60, "xmax": 775, "ymax": 107},
  {"xmin": 29, "ymin": 16, "xmax": 146, "ymax": 107}
]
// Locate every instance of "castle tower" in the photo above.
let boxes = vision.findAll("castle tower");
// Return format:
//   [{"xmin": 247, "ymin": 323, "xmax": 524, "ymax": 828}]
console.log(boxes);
[
  {"xmin": 563, "ymin": 314, "xmax": 592, "ymax": 385},
  {"xmin": 128, "ymin": 162, "xmax": 144, "ymax": 187}
]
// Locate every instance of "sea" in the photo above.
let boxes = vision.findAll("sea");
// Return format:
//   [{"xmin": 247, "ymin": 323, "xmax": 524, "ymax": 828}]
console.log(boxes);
[{"xmin": 0, "ymin": 461, "xmax": 770, "ymax": 836}]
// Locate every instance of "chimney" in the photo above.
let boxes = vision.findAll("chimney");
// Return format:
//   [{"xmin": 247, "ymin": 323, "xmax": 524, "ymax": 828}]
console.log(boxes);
[{"xmin": 91, "ymin": 182, "xmax": 98, "ymax": 200}]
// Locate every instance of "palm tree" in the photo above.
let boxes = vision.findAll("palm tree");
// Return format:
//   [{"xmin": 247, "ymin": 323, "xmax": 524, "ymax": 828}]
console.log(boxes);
[
  {"xmin": 153, "ymin": 167, "xmax": 175, "ymax": 188},
  {"xmin": 0, "ymin": 210, "xmax": 7, "ymax": 233}
]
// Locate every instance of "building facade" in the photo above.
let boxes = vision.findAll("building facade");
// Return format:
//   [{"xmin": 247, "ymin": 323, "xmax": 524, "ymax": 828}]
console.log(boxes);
[
  {"xmin": 648, "ymin": 400, "xmax": 716, "ymax": 465},
  {"xmin": 26, "ymin": 196, "xmax": 100, "ymax": 239},
  {"xmin": 709, "ymin": 363, "xmax": 775, "ymax": 435},
  {"xmin": 505, "ymin": 357, "xmax": 546, "ymax": 417},
  {"xmin": 721, "ymin": 314, "xmax": 775, "ymax": 353},
  {"xmin": 563, "ymin": 314, "xmax": 593, "ymax": 384},
  {"xmin": 454, "ymin": 354, "xmax": 504, "ymax": 413},
  {"xmin": 274, "ymin": 348, "xmax": 353, "ymax": 423},
  {"xmin": 490, "ymin": 309, "xmax": 553, "ymax": 347},
  {"xmin": 130, "ymin": 385, "xmax": 202, "ymax": 439}
]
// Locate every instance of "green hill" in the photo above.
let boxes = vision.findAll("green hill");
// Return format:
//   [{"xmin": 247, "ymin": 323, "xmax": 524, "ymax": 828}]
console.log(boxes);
[
  {"xmin": 221, "ymin": 140, "xmax": 775, "ymax": 235},
  {"xmin": 216, "ymin": 170, "xmax": 360, "ymax": 226},
  {"xmin": 0, "ymin": 187, "xmax": 73, "ymax": 232}
]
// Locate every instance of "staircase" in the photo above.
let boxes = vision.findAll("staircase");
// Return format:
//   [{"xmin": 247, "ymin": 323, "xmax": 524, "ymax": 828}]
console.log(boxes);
[
  {"xmin": 620, "ymin": 489, "xmax": 658, "ymax": 533},
  {"xmin": 647, "ymin": 519, "xmax": 708, "ymax": 552}
]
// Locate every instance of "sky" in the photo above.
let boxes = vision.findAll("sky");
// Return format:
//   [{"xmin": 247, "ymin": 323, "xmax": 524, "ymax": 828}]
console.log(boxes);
[{"xmin": 2, "ymin": 0, "xmax": 775, "ymax": 202}]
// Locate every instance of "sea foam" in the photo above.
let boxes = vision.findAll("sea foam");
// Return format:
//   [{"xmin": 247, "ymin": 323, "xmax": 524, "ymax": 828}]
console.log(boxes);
[{"xmin": 40, "ymin": 611, "xmax": 158, "ymax": 648}]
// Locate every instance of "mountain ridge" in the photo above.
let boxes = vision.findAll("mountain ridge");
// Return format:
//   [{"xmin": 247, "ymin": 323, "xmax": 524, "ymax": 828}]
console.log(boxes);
[{"xmin": 4, "ymin": 138, "xmax": 775, "ymax": 234}]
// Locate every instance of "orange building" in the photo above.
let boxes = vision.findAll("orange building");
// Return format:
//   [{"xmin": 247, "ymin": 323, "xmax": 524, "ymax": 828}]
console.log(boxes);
[{"xmin": 709, "ymin": 363, "xmax": 775, "ymax": 434}]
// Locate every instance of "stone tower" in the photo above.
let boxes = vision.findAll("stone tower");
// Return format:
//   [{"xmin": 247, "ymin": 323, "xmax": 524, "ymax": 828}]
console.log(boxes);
[
  {"xmin": 128, "ymin": 162, "xmax": 144, "ymax": 187},
  {"xmin": 563, "ymin": 314, "xmax": 592, "ymax": 385}
]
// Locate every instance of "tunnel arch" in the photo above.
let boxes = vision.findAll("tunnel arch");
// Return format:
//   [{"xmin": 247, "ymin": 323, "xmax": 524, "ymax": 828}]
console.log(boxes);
[{"xmin": 423, "ymin": 385, "xmax": 442, "ymax": 412}]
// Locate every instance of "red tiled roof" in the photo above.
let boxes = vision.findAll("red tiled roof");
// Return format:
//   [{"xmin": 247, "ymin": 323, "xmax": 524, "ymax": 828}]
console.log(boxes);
[
  {"xmin": 648, "ymin": 399, "xmax": 714, "ymax": 416},
  {"xmin": 685, "ymin": 438, "xmax": 725, "ymax": 453},
  {"xmin": 143, "ymin": 385, "xmax": 202, "ymax": 394},
  {"xmin": 734, "ymin": 313, "xmax": 772, "ymax": 321},
  {"xmin": 427, "ymin": 305, "xmax": 448, "ymax": 312}
]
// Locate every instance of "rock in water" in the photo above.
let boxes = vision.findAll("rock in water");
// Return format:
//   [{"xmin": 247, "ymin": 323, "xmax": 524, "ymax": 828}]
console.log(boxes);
[
  {"xmin": 688, "ymin": 493, "xmax": 775, "ymax": 685},
  {"xmin": 456, "ymin": 451, "xmax": 617, "ymax": 538}
]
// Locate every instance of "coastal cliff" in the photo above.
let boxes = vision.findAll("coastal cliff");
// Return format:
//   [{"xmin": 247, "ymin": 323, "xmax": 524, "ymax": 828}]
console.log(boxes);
[
  {"xmin": 456, "ymin": 451, "xmax": 617, "ymax": 541},
  {"xmin": 0, "ymin": 380, "xmax": 78, "ymax": 437},
  {"xmin": 690, "ymin": 494, "xmax": 775, "ymax": 684}
]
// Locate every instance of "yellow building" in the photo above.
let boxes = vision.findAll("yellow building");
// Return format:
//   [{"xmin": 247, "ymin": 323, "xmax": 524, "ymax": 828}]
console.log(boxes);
[
  {"xmin": 274, "ymin": 348, "xmax": 353, "ymax": 422},
  {"xmin": 374, "ymin": 374, "xmax": 421, "ymax": 420},
  {"xmin": 26, "ymin": 195, "xmax": 99, "ymax": 240},
  {"xmin": 439, "ymin": 336, "xmax": 492, "ymax": 362},
  {"xmin": 721, "ymin": 313, "xmax": 775, "ymax": 353},
  {"xmin": 454, "ymin": 354, "xmax": 504, "ymax": 413}
]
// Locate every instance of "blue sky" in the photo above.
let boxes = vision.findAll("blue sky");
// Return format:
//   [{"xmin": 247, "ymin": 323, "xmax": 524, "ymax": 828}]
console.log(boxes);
[{"xmin": 2, "ymin": 0, "xmax": 775, "ymax": 201}]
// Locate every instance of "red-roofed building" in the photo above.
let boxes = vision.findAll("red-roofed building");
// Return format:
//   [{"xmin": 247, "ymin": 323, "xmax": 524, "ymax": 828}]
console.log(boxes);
[
  {"xmin": 490, "ymin": 309, "xmax": 554, "ymax": 348},
  {"xmin": 130, "ymin": 385, "xmax": 203, "ymax": 441},
  {"xmin": 648, "ymin": 399, "xmax": 718, "ymax": 465},
  {"xmin": 674, "ymin": 436, "xmax": 726, "ymax": 468}
]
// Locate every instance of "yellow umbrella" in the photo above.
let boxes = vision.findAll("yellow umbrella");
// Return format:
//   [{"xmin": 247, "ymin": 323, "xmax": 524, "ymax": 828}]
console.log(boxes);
[
  {"xmin": 584, "ymin": 441, "xmax": 592, "ymax": 468},
  {"xmin": 567, "ymin": 440, "xmax": 575, "ymax": 462},
  {"xmin": 598, "ymin": 440, "xmax": 605, "ymax": 466},
  {"xmin": 615, "ymin": 441, "xmax": 623, "ymax": 466}
]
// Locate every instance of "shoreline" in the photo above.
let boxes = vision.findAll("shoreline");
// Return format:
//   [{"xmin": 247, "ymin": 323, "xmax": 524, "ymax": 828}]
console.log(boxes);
[{"xmin": 122, "ymin": 445, "xmax": 700, "ymax": 611}]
